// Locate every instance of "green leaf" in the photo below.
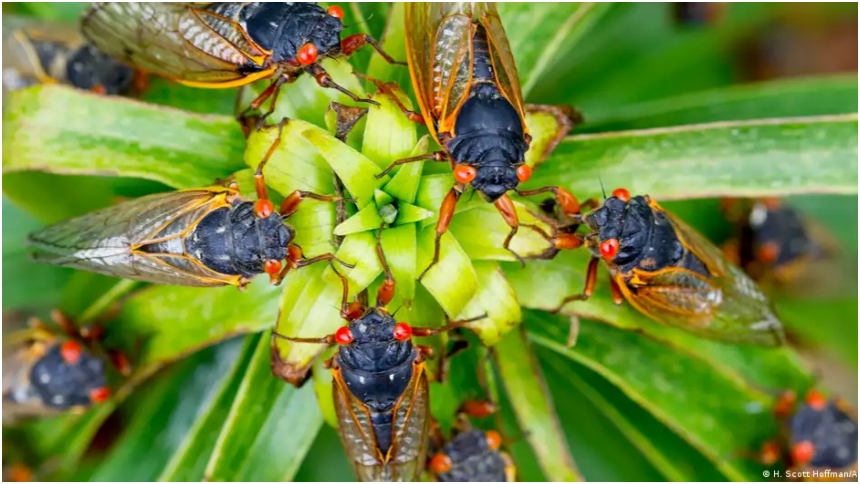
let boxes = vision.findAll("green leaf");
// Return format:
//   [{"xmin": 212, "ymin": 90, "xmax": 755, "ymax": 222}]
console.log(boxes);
[
  {"xmin": 583, "ymin": 75, "xmax": 859, "ymax": 132},
  {"xmin": 88, "ymin": 342, "xmax": 241, "ymax": 481},
  {"xmin": 302, "ymin": 124, "xmax": 388, "ymax": 208},
  {"xmin": 528, "ymin": 115, "xmax": 859, "ymax": 200},
  {"xmin": 3, "ymin": 85, "xmax": 245, "ymax": 189},
  {"xmin": 384, "ymin": 136, "xmax": 430, "ymax": 204},
  {"xmin": 158, "ymin": 335, "xmax": 259, "ymax": 481},
  {"xmin": 494, "ymin": 329, "xmax": 582, "ymax": 481},
  {"xmin": 107, "ymin": 278, "xmax": 280, "ymax": 367},
  {"xmin": 525, "ymin": 312, "xmax": 792, "ymax": 481},
  {"xmin": 334, "ymin": 204, "xmax": 384, "ymax": 236},
  {"xmin": 448, "ymin": 202, "xmax": 553, "ymax": 262},
  {"xmin": 361, "ymin": 87, "xmax": 418, "ymax": 166},
  {"xmin": 454, "ymin": 261, "xmax": 522, "ymax": 345},
  {"xmin": 203, "ymin": 333, "xmax": 322, "ymax": 481},
  {"xmin": 417, "ymin": 226, "xmax": 478, "ymax": 318},
  {"xmin": 365, "ymin": 2, "xmax": 412, "ymax": 95},
  {"xmin": 498, "ymin": 3, "xmax": 614, "ymax": 99},
  {"xmin": 380, "ymin": 224, "xmax": 417, "ymax": 303},
  {"xmin": 394, "ymin": 202, "xmax": 434, "ymax": 225}
]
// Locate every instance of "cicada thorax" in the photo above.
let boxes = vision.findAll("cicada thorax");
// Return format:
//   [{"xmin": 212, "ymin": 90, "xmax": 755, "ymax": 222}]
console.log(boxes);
[
  {"xmin": 3, "ymin": 329, "xmax": 109, "ymax": 423},
  {"xmin": 431, "ymin": 429, "xmax": 511, "ymax": 482},
  {"xmin": 331, "ymin": 308, "xmax": 429, "ymax": 481},
  {"xmin": 140, "ymin": 198, "xmax": 293, "ymax": 280},
  {"xmin": 583, "ymin": 195, "xmax": 711, "ymax": 279},
  {"xmin": 443, "ymin": 25, "xmax": 529, "ymax": 203},
  {"xmin": 3, "ymin": 22, "xmax": 135, "ymax": 95}
]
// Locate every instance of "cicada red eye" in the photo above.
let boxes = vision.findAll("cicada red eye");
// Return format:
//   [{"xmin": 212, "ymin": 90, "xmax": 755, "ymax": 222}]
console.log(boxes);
[
  {"xmin": 516, "ymin": 164, "xmax": 532, "ymax": 182},
  {"xmin": 89, "ymin": 386, "xmax": 110, "ymax": 403},
  {"xmin": 297, "ymin": 42, "xmax": 318, "ymax": 65},
  {"xmin": 612, "ymin": 188, "xmax": 630, "ymax": 202},
  {"xmin": 335, "ymin": 326, "xmax": 354, "ymax": 345},
  {"xmin": 326, "ymin": 5, "xmax": 344, "ymax": 19},
  {"xmin": 60, "ymin": 341, "xmax": 82, "ymax": 364},
  {"xmin": 486, "ymin": 430, "xmax": 502, "ymax": 451},
  {"xmin": 805, "ymin": 390, "xmax": 827, "ymax": 411},
  {"xmin": 254, "ymin": 199, "xmax": 274, "ymax": 218},
  {"xmin": 600, "ymin": 239, "xmax": 620, "ymax": 260},
  {"xmin": 429, "ymin": 454, "xmax": 453, "ymax": 474},
  {"xmin": 264, "ymin": 259, "xmax": 283, "ymax": 276},
  {"xmin": 393, "ymin": 322, "xmax": 412, "ymax": 341},
  {"xmin": 454, "ymin": 165, "xmax": 477, "ymax": 184},
  {"xmin": 791, "ymin": 441, "xmax": 815, "ymax": 465}
]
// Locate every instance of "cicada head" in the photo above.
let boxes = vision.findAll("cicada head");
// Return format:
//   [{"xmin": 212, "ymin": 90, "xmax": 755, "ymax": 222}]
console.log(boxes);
[{"xmin": 337, "ymin": 309, "xmax": 414, "ymax": 372}]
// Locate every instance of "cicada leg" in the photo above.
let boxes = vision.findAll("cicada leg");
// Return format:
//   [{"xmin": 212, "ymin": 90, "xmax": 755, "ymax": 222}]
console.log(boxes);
[
  {"xmin": 305, "ymin": 63, "xmax": 378, "ymax": 106},
  {"xmin": 517, "ymin": 186, "xmax": 596, "ymax": 219},
  {"xmin": 494, "ymin": 194, "xmax": 525, "ymax": 267},
  {"xmin": 341, "ymin": 34, "xmax": 407, "ymax": 66},
  {"xmin": 551, "ymin": 256, "xmax": 600, "ymax": 313},
  {"xmin": 375, "ymin": 223, "xmax": 396, "ymax": 308},
  {"xmin": 418, "ymin": 188, "xmax": 461, "ymax": 282},
  {"xmin": 376, "ymin": 150, "xmax": 448, "ymax": 179},
  {"xmin": 353, "ymin": 72, "xmax": 425, "ymax": 124}
]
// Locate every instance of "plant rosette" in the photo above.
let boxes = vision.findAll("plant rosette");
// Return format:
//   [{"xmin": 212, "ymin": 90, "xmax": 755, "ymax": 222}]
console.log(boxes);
[{"xmin": 245, "ymin": 84, "xmax": 572, "ymax": 391}]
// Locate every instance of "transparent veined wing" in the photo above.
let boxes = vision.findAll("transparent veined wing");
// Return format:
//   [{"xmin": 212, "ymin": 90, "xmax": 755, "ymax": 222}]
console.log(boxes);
[
  {"xmin": 80, "ymin": 3, "xmax": 272, "ymax": 88},
  {"xmin": 28, "ymin": 188, "xmax": 242, "ymax": 287}
]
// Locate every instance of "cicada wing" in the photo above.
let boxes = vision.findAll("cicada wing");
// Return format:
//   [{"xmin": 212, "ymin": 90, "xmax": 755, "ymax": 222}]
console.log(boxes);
[
  {"xmin": 81, "ymin": 3, "xmax": 269, "ymax": 87},
  {"xmin": 387, "ymin": 362, "xmax": 430, "ymax": 481},
  {"xmin": 478, "ymin": 3, "xmax": 527, "ymax": 130},
  {"xmin": 332, "ymin": 368, "xmax": 385, "ymax": 480},
  {"xmin": 644, "ymin": 205, "xmax": 785, "ymax": 346},
  {"xmin": 404, "ymin": 3, "xmax": 473, "ymax": 138},
  {"xmin": 2, "ymin": 17, "xmax": 82, "ymax": 89},
  {"xmin": 2, "ymin": 330, "xmax": 55, "ymax": 423},
  {"xmin": 28, "ymin": 188, "xmax": 238, "ymax": 286}
]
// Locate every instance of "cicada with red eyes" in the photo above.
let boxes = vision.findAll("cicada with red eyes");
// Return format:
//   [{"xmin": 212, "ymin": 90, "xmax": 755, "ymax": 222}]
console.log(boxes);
[
  {"xmin": 274, "ymin": 228, "xmax": 484, "ymax": 481},
  {"xmin": 3, "ymin": 310, "xmax": 115, "ymax": 424},
  {"xmin": 759, "ymin": 390, "xmax": 858, "ymax": 480},
  {"xmin": 427, "ymin": 400, "xmax": 516, "ymax": 482},
  {"xmin": 80, "ymin": 2, "xmax": 403, "ymax": 118},
  {"xmin": 3, "ymin": 16, "xmax": 144, "ymax": 96},
  {"xmin": 29, "ymin": 135, "xmax": 350, "ymax": 288},
  {"xmin": 720, "ymin": 197, "xmax": 832, "ymax": 287},
  {"xmin": 371, "ymin": 2, "xmax": 582, "ymax": 280},
  {"xmin": 532, "ymin": 188, "xmax": 785, "ymax": 346}
]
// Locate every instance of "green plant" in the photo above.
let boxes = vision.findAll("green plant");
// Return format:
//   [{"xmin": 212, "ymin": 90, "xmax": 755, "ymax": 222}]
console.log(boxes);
[{"xmin": 2, "ymin": 3, "xmax": 857, "ymax": 482}]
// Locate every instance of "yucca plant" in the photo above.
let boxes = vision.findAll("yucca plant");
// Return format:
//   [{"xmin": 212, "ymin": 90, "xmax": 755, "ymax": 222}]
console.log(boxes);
[{"xmin": 2, "ymin": 3, "xmax": 857, "ymax": 482}]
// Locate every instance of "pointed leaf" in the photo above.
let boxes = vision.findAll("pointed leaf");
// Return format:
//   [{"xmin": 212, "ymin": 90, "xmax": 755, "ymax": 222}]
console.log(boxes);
[
  {"xmin": 3, "ymin": 85, "xmax": 245, "ymax": 188},
  {"xmin": 494, "ymin": 329, "xmax": 582, "ymax": 481},
  {"xmin": 454, "ymin": 261, "xmax": 522, "ymax": 345},
  {"xmin": 361, "ymin": 87, "xmax": 417, "ymax": 166},
  {"xmin": 334, "ymin": 204, "xmax": 384, "ymax": 236},
  {"xmin": 417, "ymin": 226, "xmax": 477, "ymax": 317},
  {"xmin": 380, "ymin": 224, "xmax": 417, "ymax": 302},
  {"xmin": 204, "ymin": 333, "xmax": 322, "ymax": 481},
  {"xmin": 394, "ymin": 201, "xmax": 434, "ymax": 225},
  {"xmin": 385, "ymin": 135, "xmax": 430, "ymax": 203}
]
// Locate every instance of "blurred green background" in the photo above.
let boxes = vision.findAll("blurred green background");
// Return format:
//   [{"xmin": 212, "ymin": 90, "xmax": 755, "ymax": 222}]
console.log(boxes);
[{"xmin": 3, "ymin": 2, "xmax": 857, "ymax": 482}]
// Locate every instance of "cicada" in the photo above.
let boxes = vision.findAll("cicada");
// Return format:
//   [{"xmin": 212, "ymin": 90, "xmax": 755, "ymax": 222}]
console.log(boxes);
[
  {"xmin": 80, "ymin": 2, "xmax": 402, "ymax": 116},
  {"xmin": 427, "ymin": 400, "xmax": 516, "ymax": 482},
  {"xmin": 372, "ymin": 2, "xmax": 582, "ymax": 280},
  {"xmin": 29, "ymin": 138, "xmax": 349, "ymax": 288},
  {"xmin": 720, "ymin": 197, "xmax": 830, "ymax": 286},
  {"xmin": 3, "ymin": 311, "xmax": 111, "ymax": 424},
  {"xmin": 2, "ymin": 16, "xmax": 140, "ymax": 96},
  {"xmin": 532, "ymin": 188, "xmax": 785, "ymax": 346},
  {"xmin": 760, "ymin": 390, "xmax": 858, "ymax": 480},
  {"xmin": 274, "ymin": 228, "xmax": 484, "ymax": 481}
]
